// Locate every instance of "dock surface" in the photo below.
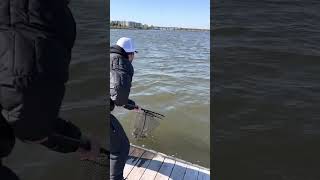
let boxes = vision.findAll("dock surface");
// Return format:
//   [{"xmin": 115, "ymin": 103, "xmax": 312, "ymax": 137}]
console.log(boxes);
[{"xmin": 124, "ymin": 144, "xmax": 210, "ymax": 180}]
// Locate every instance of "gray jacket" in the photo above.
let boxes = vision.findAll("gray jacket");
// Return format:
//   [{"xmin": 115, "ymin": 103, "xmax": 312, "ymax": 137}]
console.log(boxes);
[
  {"xmin": 0, "ymin": 0, "xmax": 75, "ymax": 88},
  {"xmin": 110, "ymin": 45, "xmax": 135, "ymax": 108}
]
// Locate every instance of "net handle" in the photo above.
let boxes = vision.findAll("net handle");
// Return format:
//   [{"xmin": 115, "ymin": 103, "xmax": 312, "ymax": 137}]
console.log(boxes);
[
  {"xmin": 125, "ymin": 104, "xmax": 165, "ymax": 118},
  {"xmin": 52, "ymin": 133, "xmax": 110, "ymax": 157},
  {"xmin": 142, "ymin": 108, "xmax": 165, "ymax": 117}
]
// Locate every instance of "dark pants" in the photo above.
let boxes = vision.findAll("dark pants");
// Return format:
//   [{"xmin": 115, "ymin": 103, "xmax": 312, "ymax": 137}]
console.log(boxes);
[
  {"xmin": 0, "ymin": 114, "xmax": 15, "ymax": 159},
  {"xmin": 0, "ymin": 116, "xmax": 18, "ymax": 179},
  {"xmin": 0, "ymin": 83, "xmax": 66, "ymax": 179},
  {"xmin": 0, "ymin": 82, "xmax": 81, "ymax": 178},
  {"xmin": 0, "ymin": 83, "xmax": 66, "ymax": 141},
  {"xmin": 0, "ymin": 165, "xmax": 20, "ymax": 180},
  {"xmin": 110, "ymin": 114, "xmax": 130, "ymax": 180}
]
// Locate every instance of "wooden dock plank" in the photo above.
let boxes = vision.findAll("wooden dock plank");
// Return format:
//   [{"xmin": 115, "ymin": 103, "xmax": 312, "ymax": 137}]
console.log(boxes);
[
  {"xmin": 183, "ymin": 165, "xmax": 199, "ymax": 180},
  {"xmin": 139, "ymin": 154, "xmax": 165, "ymax": 180},
  {"xmin": 197, "ymin": 168, "xmax": 210, "ymax": 180},
  {"xmin": 126, "ymin": 151, "xmax": 155, "ymax": 180},
  {"xmin": 123, "ymin": 148, "xmax": 145, "ymax": 178},
  {"xmin": 123, "ymin": 145, "xmax": 210, "ymax": 180},
  {"xmin": 169, "ymin": 160, "xmax": 188, "ymax": 180},
  {"xmin": 154, "ymin": 157, "xmax": 176, "ymax": 180},
  {"xmin": 129, "ymin": 146, "xmax": 135, "ymax": 155}
]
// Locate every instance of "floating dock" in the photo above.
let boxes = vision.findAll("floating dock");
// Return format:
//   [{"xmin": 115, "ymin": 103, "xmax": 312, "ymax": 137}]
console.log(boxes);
[{"xmin": 124, "ymin": 144, "xmax": 210, "ymax": 180}]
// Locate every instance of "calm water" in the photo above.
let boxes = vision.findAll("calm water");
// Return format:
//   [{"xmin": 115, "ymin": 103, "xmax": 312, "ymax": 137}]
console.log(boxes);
[
  {"xmin": 214, "ymin": 0, "xmax": 320, "ymax": 179},
  {"xmin": 111, "ymin": 29, "xmax": 210, "ymax": 167},
  {"xmin": 3, "ymin": 1, "xmax": 107, "ymax": 180}
]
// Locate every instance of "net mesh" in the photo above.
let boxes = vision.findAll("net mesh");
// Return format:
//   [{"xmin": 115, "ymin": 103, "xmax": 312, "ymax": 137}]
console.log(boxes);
[
  {"xmin": 80, "ymin": 154, "xmax": 109, "ymax": 180},
  {"xmin": 131, "ymin": 110, "xmax": 161, "ymax": 139}
]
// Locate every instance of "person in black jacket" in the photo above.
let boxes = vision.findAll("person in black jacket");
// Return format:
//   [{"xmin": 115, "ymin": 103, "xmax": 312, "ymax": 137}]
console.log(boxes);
[
  {"xmin": 110, "ymin": 37, "xmax": 139, "ymax": 180},
  {"xmin": 0, "ymin": 1, "xmax": 99, "ymax": 178}
]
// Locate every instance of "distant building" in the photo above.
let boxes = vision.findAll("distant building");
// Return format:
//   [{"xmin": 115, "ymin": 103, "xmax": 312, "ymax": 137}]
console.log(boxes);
[
  {"xmin": 111, "ymin": 20, "xmax": 143, "ymax": 29},
  {"xmin": 126, "ymin": 21, "xmax": 142, "ymax": 28}
]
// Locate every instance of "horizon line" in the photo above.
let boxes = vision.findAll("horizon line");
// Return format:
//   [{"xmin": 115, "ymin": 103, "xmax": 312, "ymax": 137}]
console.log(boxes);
[{"xmin": 110, "ymin": 19, "xmax": 209, "ymax": 30}]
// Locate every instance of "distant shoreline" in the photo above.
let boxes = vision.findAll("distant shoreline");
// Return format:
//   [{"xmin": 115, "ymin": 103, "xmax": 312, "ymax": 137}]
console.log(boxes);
[
  {"xmin": 110, "ymin": 20, "xmax": 209, "ymax": 32},
  {"xmin": 110, "ymin": 26, "xmax": 209, "ymax": 32}
]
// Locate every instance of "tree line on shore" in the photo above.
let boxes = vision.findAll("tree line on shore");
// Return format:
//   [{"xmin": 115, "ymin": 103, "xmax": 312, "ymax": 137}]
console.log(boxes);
[{"xmin": 110, "ymin": 21, "xmax": 209, "ymax": 31}]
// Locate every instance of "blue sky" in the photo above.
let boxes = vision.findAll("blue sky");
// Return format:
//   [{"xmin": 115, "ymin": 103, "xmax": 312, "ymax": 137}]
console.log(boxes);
[{"xmin": 110, "ymin": 0, "xmax": 210, "ymax": 29}]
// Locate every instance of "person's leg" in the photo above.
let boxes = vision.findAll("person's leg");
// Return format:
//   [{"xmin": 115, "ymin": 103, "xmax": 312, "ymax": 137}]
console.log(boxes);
[
  {"xmin": 110, "ymin": 114, "xmax": 130, "ymax": 180},
  {"xmin": 0, "ymin": 106, "xmax": 18, "ymax": 179},
  {"xmin": 0, "ymin": 112, "xmax": 15, "ymax": 159},
  {"xmin": 0, "ymin": 83, "xmax": 65, "ymax": 141},
  {"xmin": 0, "ymin": 83, "xmax": 82, "ymax": 152}
]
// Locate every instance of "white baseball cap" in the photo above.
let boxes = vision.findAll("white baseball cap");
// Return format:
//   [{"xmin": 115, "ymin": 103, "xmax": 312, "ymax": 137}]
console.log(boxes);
[{"xmin": 116, "ymin": 37, "xmax": 138, "ymax": 53}]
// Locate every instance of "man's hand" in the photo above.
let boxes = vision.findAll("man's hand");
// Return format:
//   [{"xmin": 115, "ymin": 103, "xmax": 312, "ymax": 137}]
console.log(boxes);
[
  {"xmin": 133, "ymin": 105, "xmax": 142, "ymax": 113},
  {"xmin": 77, "ymin": 136, "xmax": 101, "ymax": 161},
  {"xmin": 123, "ymin": 103, "xmax": 142, "ymax": 112},
  {"xmin": 123, "ymin": 99, "xmax": 137, "ymax": 110}
]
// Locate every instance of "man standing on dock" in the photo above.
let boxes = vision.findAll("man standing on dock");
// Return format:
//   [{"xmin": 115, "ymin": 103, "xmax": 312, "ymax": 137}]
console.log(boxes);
[{"xmin": 110, "ymin": 37, "xmax": 139, "ymax": 180}]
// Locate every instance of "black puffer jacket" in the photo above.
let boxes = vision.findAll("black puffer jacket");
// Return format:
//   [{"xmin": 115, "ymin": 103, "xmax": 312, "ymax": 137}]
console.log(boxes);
[
  {"xmin": 110, "ymin": 45, "xmax": 135, "ymax": 107},
  {"xmin": 0, "ymin": 0, "xmax": 76, "ymax": 89}
]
